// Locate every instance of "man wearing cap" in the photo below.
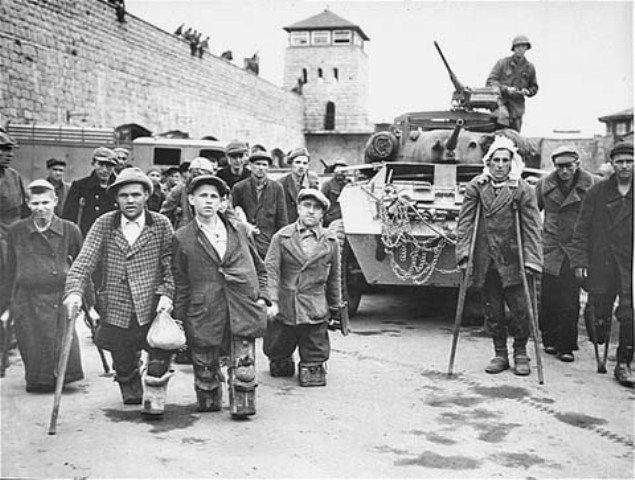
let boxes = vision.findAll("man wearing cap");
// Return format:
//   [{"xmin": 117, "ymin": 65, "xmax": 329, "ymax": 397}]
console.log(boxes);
[
  {"xmin": 146, "ymin": 167, "xmax": 165, "ymax": 212},
  {"xmin": 231, "ymin": 150, "xmax": 288, "ymax": 259},
  {"xmin": 279, "ymin": 147, "xmax": 319, "ymax": 224},
  {"xmin": 172, "ymin": 174, "xmax": 269, "ymax": 417},
  {"xmin": 62, "ymin": 147, "xmax": 118, "ymax": 237},
  {"xmin": 164, "ymin": 167, "xmax": 182, "ymax": 192},
  {"xmin": 217, "ymin": 140, "xmax": 251, "ymax": 189},
  {"xmin": 2, "ymin": 180, "xmax": 84, "ymax": 392},
  {"xmin": 64, "ymin": 167, "xmax": 176, "ymax": 415},
  {"xmin": 0, "ymin": 131, "xmax": 28, "ymax": 232},
  {"xmin": 486, "ymin": 35, "xmax": 539, "ymax": 132},
  {"xmin": 45, "ymin": 158, "xmax": 70, "ymax": 216},
  {"xmin": 535, "ymin": 146, "xmax": 595, "ymax": 362},
  {"xmin": 113, "ymin": 147, "xmax": 131, "ymax": 174},
  {"xmin": 456, "ymin": 136, "xmax": 542, "ymax": 376},
  {"xmin": 264, "ymin": 188, "xmax": 342, "ymax": 386},
  {"xmin": 161, "ymin": 157, "xmax": 216, "ymax": 229},
  {"xmin": 571, "ymin": 142, "xmax": 634, "ymax": 387}
]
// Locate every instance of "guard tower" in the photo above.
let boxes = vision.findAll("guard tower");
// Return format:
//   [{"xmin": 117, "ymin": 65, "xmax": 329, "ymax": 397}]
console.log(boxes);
[{"xmin": 283, "ymin": 9, "xmax": 372, "ymax": 135}]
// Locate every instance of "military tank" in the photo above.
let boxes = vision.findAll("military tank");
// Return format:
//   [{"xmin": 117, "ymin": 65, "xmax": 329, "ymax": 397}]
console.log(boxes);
[{"xmin": 331, "ymin": 42, "xmax": 543, "ymax": 316}]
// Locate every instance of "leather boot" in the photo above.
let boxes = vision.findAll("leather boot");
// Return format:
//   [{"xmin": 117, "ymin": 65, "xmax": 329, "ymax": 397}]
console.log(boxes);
[
  {"xmin": 614, "ymin": 363, "xmax": 635, "ymax": 388},
  {"xmin": 115, "ymin": 369, "xmax": 143, "ymax": 405},
  {"xmin": 485, "ymin": 356, "xmax": 510, "ymax": 374},
  {"xmin": 142, "ymin": 369, "xmax": 175, "ymax": 416},
  {"xmin": 298, "ymin": 363, "xmax": 326, "ymax": 387},
  {"xmin": 196, "ymin": 386, "xmax": 222, "ymax": 412},
  {"xmin": 270, "ymin": 358, "xmax": 295, "ymax": 377}
]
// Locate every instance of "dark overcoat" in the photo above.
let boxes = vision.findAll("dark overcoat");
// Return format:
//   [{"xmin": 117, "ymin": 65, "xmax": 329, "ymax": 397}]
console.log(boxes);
[
  {"xmin": 172, "ymin": 216, "xmax": 269, "ymax": 347},
  {"xmin": 231, "ymin": 177, "xmax": 288, "ymax": 258},
  {"xmin": 265, "ymin": 223, "xmax": 341, "ymax": 325},
  {"xmin": 5, "ymin": 216, "xmax": 84, "ymax": 386},
  {"xmin": 62, "ymin": 170, "xmax": 118, "ymax": 236},
  {"xmin": 570, "ymin": 175, "xmax": 633, "ymax": 295},
  {"xmin": 456, "ymin": 176, "xmax": 543, "ymax": 288},
  {"xmin": 535, "ymin": 169, "xmax": 595, "ymax": 276}
]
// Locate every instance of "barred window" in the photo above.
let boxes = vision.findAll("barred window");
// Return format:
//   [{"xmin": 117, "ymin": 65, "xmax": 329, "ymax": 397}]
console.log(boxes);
[
  {"xmin": 312, "ymin": 31, "xmax": 331, "ymax": 45},
  {"xmin": 290, "ymin": 31, "xmax": 309, "ymax": 46}
]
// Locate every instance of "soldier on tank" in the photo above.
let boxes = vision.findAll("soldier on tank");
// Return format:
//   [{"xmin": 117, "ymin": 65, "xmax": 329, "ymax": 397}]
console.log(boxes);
[
  {"xmin": 172, "ymin": 175, "xmax": 269, "ymax": 417},
  {"xmin": 64, "ymin": 168, "xmax": 176, "ymax": 416},
  {"xmin": 570, "ymin": 142, "xmax": 634, "ymax": 388},
  {"xmin": 456, "ymin": 136, "xmax": 542, "ymax": 376},
  {"xmin": 535, "ymin": 146, "xmax": 596, "ymax": 362},
  {"xmin": 62, "ymin": 147, "xmax": 119, "ymax": 237},
  {"xmin": 264, "ymin": 189, "xmax": 343, "ymax": 386},
  {"xmin": 486, "ymin": 35, "xmax": 539, "ymax": 132},
  {"xmin": 278, "ymin": 147, "xmax": 319, "ymax": 224}
]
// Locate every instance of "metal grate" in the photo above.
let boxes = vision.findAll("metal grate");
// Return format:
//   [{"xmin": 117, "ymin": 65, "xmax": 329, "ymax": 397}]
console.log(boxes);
[{"xmin": 7, "ymin": 125, "xmax": 115, "ymax": 145}]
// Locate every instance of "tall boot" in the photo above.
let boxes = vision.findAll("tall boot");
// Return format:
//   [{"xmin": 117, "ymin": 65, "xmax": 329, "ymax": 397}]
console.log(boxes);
[
  {"xmin": 142, "ymin": 369, "xmax": 175, "ymax": 416},
  {"xmin": 192, "ymin": 348, "xmax": 223, "ymax": 412},
  {"xmin": 485, "ymin": 337, "xmax": 509, "ymax": 374},
  {"xmin": 115, "ymin": 368, "xmax": 143, "ymax": 405},
  {"xmin": 228, "ymin": 336, "xmax": 256, "ymax": 419}
]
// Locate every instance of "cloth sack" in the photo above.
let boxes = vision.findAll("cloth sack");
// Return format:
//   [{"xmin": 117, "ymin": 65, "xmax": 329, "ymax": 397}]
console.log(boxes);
[{"xmin": 147, "ymin": 310, "xmax": 186, "ymax": 350}]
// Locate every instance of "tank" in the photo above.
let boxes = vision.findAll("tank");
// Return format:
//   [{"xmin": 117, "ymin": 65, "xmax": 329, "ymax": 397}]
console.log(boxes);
[{"xmin": 332, "ymin": 42, "xmax": 543, "ymax": 316}]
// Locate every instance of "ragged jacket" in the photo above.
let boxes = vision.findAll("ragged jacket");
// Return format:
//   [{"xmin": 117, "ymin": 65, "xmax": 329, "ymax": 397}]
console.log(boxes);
[
  {"xmin": 570, "ymin": 175, "xmax": 633, "ymax": 295},
  {"xmin": 535, "ymin": 169, "xmax": 595, "ymax": 276},
  {"xmin": 64, "ymin": 210, "xmax": 174, "ymax": 328},
  {"xmin": 62, "ymin": 171, "xmax": 118, "ymax": 237},
  {"xmin": 172, "ymin": 215, "xmax": 268, "ymax": 347},
  {"xmin": 486, "ymin": 55, "xmax": 538, "ymax": 120},
  {"xmin": 456, "ymin": 175, "xmax": 542, "ymax": 288},
  {"xmin": 265, "ymin": 223, "xmax": 341, "ymax": 325}
]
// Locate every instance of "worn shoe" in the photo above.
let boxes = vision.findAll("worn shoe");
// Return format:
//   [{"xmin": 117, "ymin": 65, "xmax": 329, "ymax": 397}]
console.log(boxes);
[
  {"xmin": 485, "ymin": 356, "xmax": 510, "ymax": 374},
  {"xmin": 115, "ymin": 369, "xmax": 143, "ymax": 405},
  {"xmin": 614, "ymin": 363, "xmax": 635, "ymax": 388},
  {"xmin": 196, "ymin": 387, "xmax": 222, "ymax": 412},
  {"xmin": 270, "ymin": 358, "xmax": 295, "ymax": 377},
  {"xmin": 558, "ymin": 352, "xmax": 574, "ymax": 363},
  {"xmin": 543, "ymin": 346, "xmax": 557, "ymax": 355},
  {"xmin": 513, "ymin": 355, "xmax": 531, "ymax": 376},
  {"xmin": 298, "ymin": 363, "xmax": 326, "ymax": 387}
]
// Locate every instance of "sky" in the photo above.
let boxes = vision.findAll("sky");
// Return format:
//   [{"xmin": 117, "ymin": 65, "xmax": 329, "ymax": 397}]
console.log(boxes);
[{"xmin": 126, "ymin": 0, "xmax": 633, "ymax": 138}]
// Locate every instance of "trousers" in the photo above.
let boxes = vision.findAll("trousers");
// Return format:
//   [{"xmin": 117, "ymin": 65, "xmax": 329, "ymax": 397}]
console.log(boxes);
[{"xmin": 263, "ymin": 321, "xmax": 330, "ymax": 364}]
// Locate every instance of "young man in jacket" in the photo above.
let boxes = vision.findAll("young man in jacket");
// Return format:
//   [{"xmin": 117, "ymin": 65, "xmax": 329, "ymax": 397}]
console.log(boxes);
[
  {"xmin": 456, "ymin": 136, "xmax": 542, "ymax": 376},
  {"xmin": 278, "ymin": 147, "xmax": 319, "ymax": 224},
  {"xmin": 264, "ymin": 189, "xmax": 342, "ymax": 386},
  {"xmin": 571, "ymin": 142, "xmax": 633, "ymax": 388},
  {"xmin": 64, "ymin": 168, "xmax": 176, "ymax": 416},
  {"xmin": 172, "ymin": 175, "xmax": 269, "ymax": 417}
]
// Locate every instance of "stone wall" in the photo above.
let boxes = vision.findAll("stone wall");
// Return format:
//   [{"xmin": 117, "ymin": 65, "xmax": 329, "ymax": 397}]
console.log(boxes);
[{"xmin": 1, "ymin": 0, "xmax": 305, "ymax": 151}]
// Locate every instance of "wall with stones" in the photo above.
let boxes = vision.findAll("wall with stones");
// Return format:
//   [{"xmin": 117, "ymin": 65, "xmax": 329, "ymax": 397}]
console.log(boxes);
[
  {"xmin": 306, "ymin": 133, "xmax": 369, "ymax": 168},
  {"xmin": 1, "ymin": 0, "xmax": 305, "ymax": 151}
]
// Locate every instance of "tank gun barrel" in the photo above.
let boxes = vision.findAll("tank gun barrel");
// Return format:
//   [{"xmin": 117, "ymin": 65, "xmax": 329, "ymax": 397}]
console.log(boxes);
[
  {"xmin": 434, "ymin": 41, "xmax": 465, "ymax": 92},
  {"xmin": 445, "ymin": 119, "xmax": 464, "ymax": 153}
]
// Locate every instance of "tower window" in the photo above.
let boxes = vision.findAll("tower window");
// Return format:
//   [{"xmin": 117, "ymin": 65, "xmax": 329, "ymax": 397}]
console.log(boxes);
[
  {"xmin": 333, "ymin": 30, "xmax": 352, "ymax": 44},
  {"xmin": 324, "ymin": 101, "xmax": 335, "ymax": 130},
  {"xmin": 318, "ymin": 68, "xmax": 323, "ymax": 78},
  {"xmin": 311, "ymin": 31, "xmax": 331, "ymax": 45},
  {"xmin": 333, "ymin": 68, "xmax": 339, "ymax": 80},
  {"xmin": 290, "ymin": 31, "xmax": 309, "ymax": 46},
  {"xmin": 302, "ymin": 68, "xmax": 307, "ymax": 83}
]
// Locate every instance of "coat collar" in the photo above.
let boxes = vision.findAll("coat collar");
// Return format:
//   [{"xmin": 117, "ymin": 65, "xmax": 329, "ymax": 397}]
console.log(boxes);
[
  {"xmin": 279, "ymin": 222, "xmax": 334, "ymax": 270},
  {"xmin": 192, "ymin": 213, "xmax": 241, "ymax": 265},
  {"xmin": 25, "ymin": 214, "xmax": 64, "ymax": 236},
  {"xmin": 86, "ymin": 170, "xmax": 116, "ymax": 188},
  {"xmin": 477, "ymin": 177, "xmax": 516, "ymax": 217},
  {"xmin": 541, "ymin": 169, "xmax": 594, "ymax": 208},
  {"xmin": 110, "ymin": 210, "xmax": 156, "ymax": 257}
]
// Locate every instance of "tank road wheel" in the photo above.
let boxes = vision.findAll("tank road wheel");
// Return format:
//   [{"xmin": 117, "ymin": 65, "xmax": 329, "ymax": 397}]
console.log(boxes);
[{"xmin": 329, "ymin": 220, "xmax": 365, "ymax": 317}]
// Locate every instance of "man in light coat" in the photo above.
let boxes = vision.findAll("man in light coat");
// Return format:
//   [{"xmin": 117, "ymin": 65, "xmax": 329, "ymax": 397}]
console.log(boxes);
[
  {"xmin": 172, "ymin": 175, "xmax": 269, "ymax": 417},
  {"xmin": 535, "ymin": 146, "xmax": 595, "ymax": 362},
  {"xmin": 64, "ymin": 168, "xmax": 175, "ymax": 416},
  {"xmin": 264, "ymin": 189, "xmax": 342, "ymax": 386},
  {"xmin": 456, "ymin": 136, "xmax": 542, "ymax": 376}
]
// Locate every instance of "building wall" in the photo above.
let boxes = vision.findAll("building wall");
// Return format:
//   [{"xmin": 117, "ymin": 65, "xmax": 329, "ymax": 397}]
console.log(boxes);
[
  {"xmin": 284, "ymin": 44, "xmax": 371, "ymax": 133},
  {"xmin": 1, "ymin": 0, "xmax": 305, "ymax": 151},
  {"xmin": 306, "ymin": 133, "xmax": 369, "ymax": 169}
]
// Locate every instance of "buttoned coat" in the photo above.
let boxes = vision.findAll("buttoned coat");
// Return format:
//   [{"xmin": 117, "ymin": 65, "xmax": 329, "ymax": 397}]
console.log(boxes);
[
  {"xmin": 486, "ymin": 55, "xmax": 539, "ymax": 121},
  {"xmin": 265, "ymin": 223, "xmax": 342, "ymax": 325},
  {"xmin": 535, "ymin": 169, "xmax": 595, "ymax": 276},
  {"xmin": 172, "ymin": 216, "xmax": 268, "ymax": 347},
  {"xmin": 279, "ymin": 172, "xmax": 319, "ymax": 224},
  {"xmin": 231, "ymin": 177, "xmax": 288, "ymax": 258},
  {"xmin": 65, "ymin": 210, "xmax": 175, "ymax": 328},
  {"xmin": 456, "ymin": 176, "xmax": 542, "ymax": 288},
  {"xmin": 62, "ymin": 171, "xmax": 118, "ymax": 236},
  {"xmin": 570, "ymin": 175, "xmax": 633, "ymax": 295}
]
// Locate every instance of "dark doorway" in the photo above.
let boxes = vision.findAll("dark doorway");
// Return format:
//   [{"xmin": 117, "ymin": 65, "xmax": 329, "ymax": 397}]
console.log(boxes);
[{"xmin": 324, "ymin": 101, "xmax": 335, "ymax": 130}]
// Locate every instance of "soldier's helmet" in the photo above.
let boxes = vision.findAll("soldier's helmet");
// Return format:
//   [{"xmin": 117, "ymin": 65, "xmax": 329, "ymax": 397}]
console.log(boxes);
[
  {"xmin": 0, "ymin": 130, "xmax": 17, "ymax": 148},
  {"xmin": 511, "ymin": 35, "xmax": 531, "ymax": 51}
]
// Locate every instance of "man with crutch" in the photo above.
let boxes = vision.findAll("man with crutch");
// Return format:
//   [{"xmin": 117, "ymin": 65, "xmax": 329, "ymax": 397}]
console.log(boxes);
[{"xmin": 455, "ymin": 136, "xmax": 542, "ymax": 376}]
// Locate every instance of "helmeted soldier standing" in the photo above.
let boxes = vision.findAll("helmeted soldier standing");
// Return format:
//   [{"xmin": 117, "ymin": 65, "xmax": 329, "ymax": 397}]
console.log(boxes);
[
  {"xmin": 486, "ymin": 35, "xmax": 539, "ymax": 132},
  {"xmin": 570, "ymin": 142, "xmax": 634, "ymax": 388},
  {"xmin": 62, "ymin": 147, "xmax": 118, "ymax": 237},
  {"xmin": 64, "ymin": 168, "xmax": 176, "ymax": 416},
  {"xmin": 535, "ymin": 146, "xmax": 595, "ymax": 362},
  {"xmin": 172, "ymin": 175, "xmax": 269, "ymax": 417},
  {"xmin": 264, "ymin": 189, "xmax": 342, "ymax": 386},
  {"xmin": 456, "ymin": 136, "xmax": 542, "ymax": 376}
]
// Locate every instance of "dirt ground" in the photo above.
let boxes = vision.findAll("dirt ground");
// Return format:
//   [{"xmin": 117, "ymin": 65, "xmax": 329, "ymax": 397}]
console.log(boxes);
[{"xmin": 1, "ymin": 289, "xmax": 634, "ymax": 478}]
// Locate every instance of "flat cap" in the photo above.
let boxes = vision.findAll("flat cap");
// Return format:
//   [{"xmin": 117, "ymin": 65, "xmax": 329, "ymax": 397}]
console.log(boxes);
[
  {"xmin": 249, "ymin": 150, "xmax": 273, "ymax": 164},
  {"xmin": 92, "ymin": 147, "xmax": 118, "ymax": 165},
  {"xmin": 107, "ymin": 167, "xmax": 153, "ymax": 194},
  {"xmin": 0, "ymin": 131, "xmax": 17, "ymax": 147},
  {"xmin": 188, "ymin": 174, "xmax": 229, "ymax": 196},
  {"xmin": 297, "ymin": 188, "xmax": 330, "ymax": 210},
  {"xmin": 609, "ymin": 141, "xmax": 633, "ymax": 159},
  {"xmin": 189, "ymin": 157, "xmax": 216, "ymax": 172},
  {"xmin": 27, "ymin": 179, "xmax": 55, "ymax": 191},
  {"xmin": 226, "ymin": 140, "xmax": 249, "ymax": 156},
  {"xmin": 288, "ymin": 147, "xmax": 310, "ymax": 162},
  {"xmin": 164, "ymin": 166, "xmax": 180, "ymax": 176},
  {"xmin": 551, "ymin": 145, "xmax": 579, "ymax": 164},
  {"xmin": 46, "ymin": 158, "xmax": 67, "ymax": 168},
  {"xmin": 113, "ymin": 147, "xmax": 130, "ymax": 156}
]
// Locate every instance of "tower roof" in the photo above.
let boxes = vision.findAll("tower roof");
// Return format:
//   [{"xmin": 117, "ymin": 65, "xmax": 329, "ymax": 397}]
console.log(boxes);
[{"xmin": 284, "ymin": 9, "xmax": 369, "ymax": 41}]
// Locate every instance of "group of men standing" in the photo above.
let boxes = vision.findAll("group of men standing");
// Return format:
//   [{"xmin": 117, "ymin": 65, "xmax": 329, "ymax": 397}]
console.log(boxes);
[{"xmin": 457, "ymin": 138, "xmax": 633, "ymax": 388}]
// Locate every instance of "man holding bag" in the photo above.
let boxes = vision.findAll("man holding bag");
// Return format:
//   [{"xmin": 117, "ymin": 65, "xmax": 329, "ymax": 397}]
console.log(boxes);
[
  {"xmin": 64, "ymin": 168, "xmax": 176, "ymax": 417},
  {"xmin": 172, "ymin": 175, "xmax": 269, "ymax": 418}
]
